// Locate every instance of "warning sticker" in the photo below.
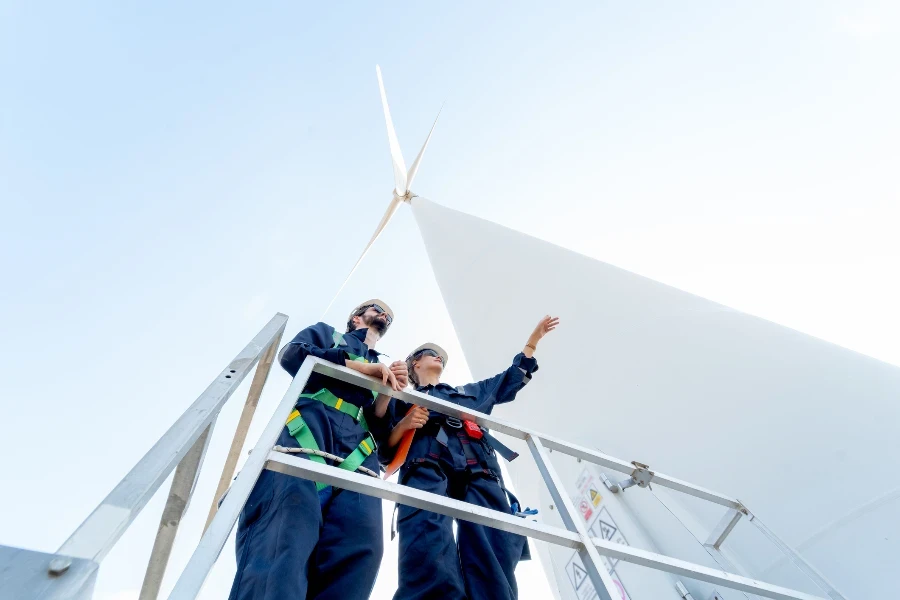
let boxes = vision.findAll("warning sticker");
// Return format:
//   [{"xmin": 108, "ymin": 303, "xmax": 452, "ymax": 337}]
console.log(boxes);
[
  {"xmin": 567, "ymin": 560, "xmax": 588, "ymax": 591},
  {"xmin": 565, "ymin": 554, "xmax": 599, "ymax": 600},
  {"xmin": 591, "ymin": 517, "xmax": 617, "ymax": 541},
  {"xmin": 567, "ymin": 470, "xmax": 632, "ymax": 600},
  {"xmin": 588, "ymin": 483, "xmax": 603, "ymax": 507},
  {"xmin": 564, "ymin": 552, "xmax": 632, "ymax": 600},
  {"xmin": 588, "ymin": 506, "xmax": 628, "ymax": 571},
  {"xmin": 578, "ymin": 498, "xmax": 594, "ymax": 522}
]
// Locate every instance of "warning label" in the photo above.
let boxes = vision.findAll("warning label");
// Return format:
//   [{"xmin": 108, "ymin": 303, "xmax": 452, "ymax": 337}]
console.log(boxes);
[
  {"xmin": 565, "ymin": 554, "xmax": 598, "ymax": 600},
  {"xmin": 566, "ymin": 470, "xmax": 632, "ymax": 600},
  {"xmin": 588, "ymin": 506, "xmax": 628, "ymax": 571},
  {"xmin": 564, "ymin": 552, "xmax": 632, "ymax": 600},
  {"xmin": 588, "ymin": 484, "xmax": 603, "ymax": 507},
  {"xmin": 592, "ymin": 517, "xmax": 617, "ymax": 541},
  {"xmin": 578, "ymin": 499, "xmax": 594, "ymax": 522},
  {"xmin": 567, "ymin": 560, "xmax": 588, "ymax": 591}
]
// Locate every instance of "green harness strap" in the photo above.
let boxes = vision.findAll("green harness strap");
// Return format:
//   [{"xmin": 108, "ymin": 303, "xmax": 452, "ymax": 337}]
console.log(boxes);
[
  {"xmin": 298, "ymin": 388, "xmax": 369, "ymax": 432},
  {"xmin": 286, "ymin": 386, "xmax": 378, "ymax": 490},
  {"xmin": 286, "ymin": 409, "xmax": 329, "ymax": 491},
  {"xmin": 337, "ymin": 434, "xmax": 375, "ymax": 475}
]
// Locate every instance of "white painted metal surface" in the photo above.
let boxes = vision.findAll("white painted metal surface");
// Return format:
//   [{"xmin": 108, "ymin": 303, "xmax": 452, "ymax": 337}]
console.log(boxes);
[{"xmin": 411, "ymin": 197, "xmax": 889, "ymax": 598}]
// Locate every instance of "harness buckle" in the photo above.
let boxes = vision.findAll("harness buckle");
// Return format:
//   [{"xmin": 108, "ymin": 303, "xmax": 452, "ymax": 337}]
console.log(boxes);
[{"xmin": 444, "ymin": 416, "xmax": 463, "ymax": 429}]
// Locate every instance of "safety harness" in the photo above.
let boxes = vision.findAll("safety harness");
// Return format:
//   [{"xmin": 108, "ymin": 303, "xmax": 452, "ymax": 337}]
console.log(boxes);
[{"xmin": 279, "ymin": 330, "xmax": 378, "ymax": 491}]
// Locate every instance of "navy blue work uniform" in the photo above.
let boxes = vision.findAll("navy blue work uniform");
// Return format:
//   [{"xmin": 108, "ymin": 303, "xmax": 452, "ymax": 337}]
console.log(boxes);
[
  {"xmin": 229, "ymin": 323, "xmax": 392, "ymax": 600},
  {"xmin": 392, "ymin": 353, "xmax": 538, "ymax": 600}
]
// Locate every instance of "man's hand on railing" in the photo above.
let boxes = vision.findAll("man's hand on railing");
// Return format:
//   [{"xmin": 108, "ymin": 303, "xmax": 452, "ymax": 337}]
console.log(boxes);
[
  {"xmin": 372, "ymin": 361, "xmax": 409, "ymax": 417},
  {"xmin": 389, "ymin": 360, "xmax": 409, "ymax": 388},
  {"xmin": 346, "ymin": 360, "xmax": 402, "ymax": 391}
]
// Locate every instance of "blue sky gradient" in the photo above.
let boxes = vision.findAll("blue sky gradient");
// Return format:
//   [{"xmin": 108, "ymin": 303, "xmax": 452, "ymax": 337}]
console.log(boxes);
[{"xmin": 2, "ymin": 2, "xmax": 898, "ymax": 598}]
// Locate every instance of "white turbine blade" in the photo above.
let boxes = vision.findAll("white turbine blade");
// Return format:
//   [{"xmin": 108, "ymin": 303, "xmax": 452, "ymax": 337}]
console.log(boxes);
[
  {"xmin": 406, "ymin": 103, "xmax": 443, "ymax": 192},
  {"xmin": 376, "ymin": 65, "xmax": 408, "ymax": 195},
  {"xmin": 322, "ymin": 196, "xmax": 403, "ymax": 315}
]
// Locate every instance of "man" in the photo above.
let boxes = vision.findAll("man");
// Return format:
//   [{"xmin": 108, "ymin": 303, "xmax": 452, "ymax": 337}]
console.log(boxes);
[
  {"xmin": 229, "ymin": 299, "xmax": 408, "ymax": 600},
  {"xmin": 387, "ymin": 315, "xmax": 559, "ymax": 600}
]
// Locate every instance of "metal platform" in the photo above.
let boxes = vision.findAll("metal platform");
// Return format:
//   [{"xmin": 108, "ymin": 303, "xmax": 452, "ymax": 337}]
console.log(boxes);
[{"xmin": 0, "ymin": 314, "xmax": 842, "ymax": 600}]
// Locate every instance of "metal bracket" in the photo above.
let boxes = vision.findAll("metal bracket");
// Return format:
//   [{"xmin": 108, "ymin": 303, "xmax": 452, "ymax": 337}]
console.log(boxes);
[
  {"xmin": 607, "ymin": 461, "xmax": 655, "ymax": 493},
  {"xmin": 630, "ymin": 461, "xmax": 655, "ymax": 486}
]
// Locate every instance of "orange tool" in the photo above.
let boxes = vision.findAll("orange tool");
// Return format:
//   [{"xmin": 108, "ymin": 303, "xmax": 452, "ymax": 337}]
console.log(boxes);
[{"xmin": 383, "ymin": 405, "xmax": 418, "ymax": 479}]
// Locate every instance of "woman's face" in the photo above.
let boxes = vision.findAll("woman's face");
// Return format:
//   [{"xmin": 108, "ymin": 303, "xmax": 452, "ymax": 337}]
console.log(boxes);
[{"xmin": 415, "ymin": 353, "xmax": 444, "ymax": 380}]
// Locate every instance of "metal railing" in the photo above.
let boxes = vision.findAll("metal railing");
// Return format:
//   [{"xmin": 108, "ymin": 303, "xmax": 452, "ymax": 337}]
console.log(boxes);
[
  {"xmin": 173, "ymin": 352, "xmax": 839, "ymax": 600},
  {"xmin": 0, "ymin": 313, "xmax": 288, "ymax": 600},
  {"xmin": 1, "ymin": 313, "xmax": 844, "ymax": 600}
]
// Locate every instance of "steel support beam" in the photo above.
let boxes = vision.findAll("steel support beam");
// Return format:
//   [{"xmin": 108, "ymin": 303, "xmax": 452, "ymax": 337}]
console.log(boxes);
[
  {"xmin": 138, "ymin": 423, "xmax": 216, "ymax": 600},
  {"xmin": 705, "ymin": 507, "xmax": 745, "ymax": 550},
  {"xmin": 204, "ymin": 331, "xmax": 282, "ymax": 531}
]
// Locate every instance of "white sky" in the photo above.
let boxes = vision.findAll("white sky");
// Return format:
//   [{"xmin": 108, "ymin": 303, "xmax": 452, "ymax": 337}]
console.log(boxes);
[{"xmin": 1, "ymin": 2, "xmax": 898, "ymax": 599}]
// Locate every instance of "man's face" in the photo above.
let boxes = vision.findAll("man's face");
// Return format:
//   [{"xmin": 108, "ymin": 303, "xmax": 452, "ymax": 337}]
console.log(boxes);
[{"xmin": 359, "ymin": 306, "xmax": 389, "ymax": 335}]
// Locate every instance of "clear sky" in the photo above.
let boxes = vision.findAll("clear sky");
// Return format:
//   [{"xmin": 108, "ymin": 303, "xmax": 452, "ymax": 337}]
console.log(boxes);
[{"xmin": 1, "ymin": 2, "xmax": 898, "ymax": 599}]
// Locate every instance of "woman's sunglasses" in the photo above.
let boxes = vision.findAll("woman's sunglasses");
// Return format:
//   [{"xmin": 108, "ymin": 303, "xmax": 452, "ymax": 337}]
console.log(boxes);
[{"xmin": 415, "ymin": 349, "xmax": 442, "ymax": 362}]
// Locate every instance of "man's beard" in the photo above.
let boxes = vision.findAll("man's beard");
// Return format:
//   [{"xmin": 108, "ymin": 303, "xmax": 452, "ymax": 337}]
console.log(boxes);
[{"xmin": 362, "ymin": 313, "xmax": 388, "ymax": 335}]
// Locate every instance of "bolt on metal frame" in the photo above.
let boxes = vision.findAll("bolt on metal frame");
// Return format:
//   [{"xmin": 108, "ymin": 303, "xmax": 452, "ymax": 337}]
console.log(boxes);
[{"xmin": 0, "ymin": 313, "xmax": 844, "ymax": 600}]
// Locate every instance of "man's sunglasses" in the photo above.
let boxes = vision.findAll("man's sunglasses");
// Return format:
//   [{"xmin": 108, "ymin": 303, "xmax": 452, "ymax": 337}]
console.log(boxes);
[
  {"xmin": 364, "ymin": 304, "xmax": 392, "ymax": 325},
  {"xmin": 415, "ymin": 349, "xmax": 442, "ymax": 361}
]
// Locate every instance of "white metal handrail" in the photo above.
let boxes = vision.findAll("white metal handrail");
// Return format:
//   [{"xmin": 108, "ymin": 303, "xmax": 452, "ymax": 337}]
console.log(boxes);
[{"xmin": 171, "ymin": 355, "xmax": 838, "ymax": 600}]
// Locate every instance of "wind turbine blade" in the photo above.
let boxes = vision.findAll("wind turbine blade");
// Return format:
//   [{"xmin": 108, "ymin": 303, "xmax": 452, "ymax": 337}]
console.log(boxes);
[
  {"xmin": 376, "ymin": 65, "xmax": 408, "ymax": 195},
  {"xmin": 322, "ymin": 196, "xmax": 403, "ymax": 315},
  {"xmin": 406, "ymin": 103, "xmax": 443, "ymax": 192}
]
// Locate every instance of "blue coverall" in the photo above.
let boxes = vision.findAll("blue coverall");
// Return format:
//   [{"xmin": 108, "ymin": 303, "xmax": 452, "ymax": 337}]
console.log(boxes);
[
  {"xmin": 229, "ymin": 322, "xmax": 392, "ymax": 600},
  {"xmin": 392, "ymin": 353, "xmax": 538, "ymax": 600}
]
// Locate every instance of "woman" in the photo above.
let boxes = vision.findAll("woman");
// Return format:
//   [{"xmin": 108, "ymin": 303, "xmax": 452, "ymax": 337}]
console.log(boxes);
[{"xmin": 388, "ymin": 316, "xmax": 559, "ymax": 600}]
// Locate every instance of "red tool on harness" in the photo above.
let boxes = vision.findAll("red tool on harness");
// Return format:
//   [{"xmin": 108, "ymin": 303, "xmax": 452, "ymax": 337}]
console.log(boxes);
[{"xmin": 462, "ymin": 419, "xmax": 483, "ymax": 439}]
